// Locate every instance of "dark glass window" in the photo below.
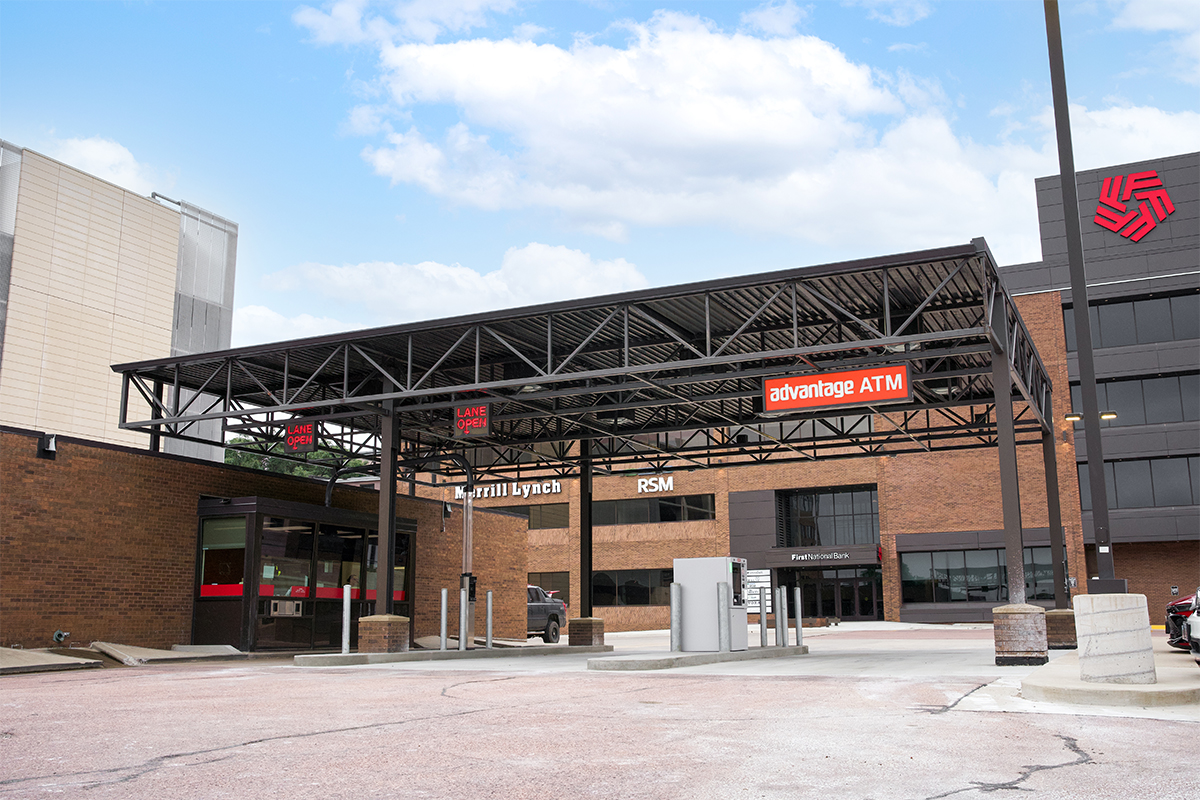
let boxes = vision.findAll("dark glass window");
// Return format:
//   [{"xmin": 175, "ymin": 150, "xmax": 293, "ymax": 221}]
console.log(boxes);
[
  {"xmin": 591, "ymin": 569, "xmax": 673, "ymax": 606},
  {"xmin": 777, "ymin": 485, "xmax": 878, "ymax": 548},
  {"xmin": 592, "ymin": 495, "xmax": 716, "ymax": 526},
  {"xmin": 528, "ymin": 571, "xmax": 570, "ymax": 604},
  {"xmin": 1172, "ymin": 294, "xmax": 1200, "ymax": 340},
  {"xmin": 592, "ymin": 571, "xmax": 617, "ymax": 606},
  {"xmin": 1098, "ymin": 302, "xmax": 1137, "ymax": 348},
  {"xmin": 964, "ymin": 549, "xmax": 1003, "ymax": 602},
  {"xmin": 1150, "ymin": 459, "xmax": 1193, "ymax": 507},
  {"xmin": 1134, "ymin": 297, "xmax": 1174, "ymax": 344},
  {"xmin": 1181, "ymin": 374, "xmax": 1200, "ymax": 421},
  {"xmin": 1068, "ymin": 373, "xmax": 1197, "ymax": 429},
  {"xmin": 900, "ymin": 547, "xmax": 1055, "ymax": 604},
  {"xmin": 1104, "ymin": 380, "xmax": 1145, "ymax": 425},
  {"xmin": 1079, "ymin": 456, "xmax": 1197, "ymax": 510},
  {"xmin": 200, "ymin": 517, "xmax": 246, "ymax": 594},
  {"xmin": 1064, "ymin": 292, "xmax": 1199, "ymax": 351},
  {"xmin": 496, "ymin": 503, "xmax": 570, "ymax": 529}
]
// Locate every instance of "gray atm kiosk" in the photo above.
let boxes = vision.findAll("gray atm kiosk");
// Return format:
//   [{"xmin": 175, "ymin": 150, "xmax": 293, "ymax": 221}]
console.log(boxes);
[{"xmin": 673, "ymin": 556, "xmax": 749, "ymax": 651}]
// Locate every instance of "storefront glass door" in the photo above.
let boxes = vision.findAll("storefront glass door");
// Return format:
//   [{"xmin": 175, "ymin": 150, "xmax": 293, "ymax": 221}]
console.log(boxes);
[{"xmin": 790, "ymin": 566, "xmax": 883, "ymax": 621}]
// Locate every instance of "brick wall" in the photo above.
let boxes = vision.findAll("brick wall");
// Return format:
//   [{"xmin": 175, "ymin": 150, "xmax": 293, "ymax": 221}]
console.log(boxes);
[
  {"xmin": 1112, "ymin": 541, "xmax": 1200, "ymax": 618},
  {"xmin": 0, "ymin": 428, "xmax": 526, "ymax": 648}
]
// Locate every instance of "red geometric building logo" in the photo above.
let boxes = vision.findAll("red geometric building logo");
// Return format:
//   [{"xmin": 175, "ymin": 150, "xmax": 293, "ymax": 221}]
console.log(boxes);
[{"xmin": 1093, "ymin": 170, "xmax": 1175, "ymax": 242}]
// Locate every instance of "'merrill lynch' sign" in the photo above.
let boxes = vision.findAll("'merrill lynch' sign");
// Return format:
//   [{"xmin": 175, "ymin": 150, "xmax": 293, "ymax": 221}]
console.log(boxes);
[
  {"xmin": 764, "ymin": 364, "xmax": 910, "ymax": 413},
  {"xmin": 453, "ymin": 403, "xmax": 491, "ymax": 438}
]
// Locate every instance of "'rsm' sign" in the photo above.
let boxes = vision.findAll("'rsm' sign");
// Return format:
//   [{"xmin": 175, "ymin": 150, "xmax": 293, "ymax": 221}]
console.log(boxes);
[{"xmin": 637, "ymin": 475, "xmax": 674, "ymax": 493}]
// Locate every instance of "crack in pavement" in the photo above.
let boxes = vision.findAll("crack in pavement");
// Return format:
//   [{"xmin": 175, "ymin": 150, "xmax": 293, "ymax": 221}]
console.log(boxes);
[
  {"xmin": 922, "ymin": 734, "xmax": 1093, "ymax": 798},
  {"xmin": 911, "ymin": 683, "xmax": 988, "ymax": 715},
  {"xmin": 0, "ymin": 676, "xmax": 656, "ymax": 793}
]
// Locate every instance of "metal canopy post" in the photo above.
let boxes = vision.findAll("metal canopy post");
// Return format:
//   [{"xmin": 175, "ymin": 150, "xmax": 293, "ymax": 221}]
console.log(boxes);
[
  {"xmin": 377, "ymin": 394, "xmax": 398, "ymax": 615},
  {"xmin": 1044, "ymin": 0, "xmax": 1118, "ymax": 586},
  {"xmin": 579, "ymin": 438, "xmax": 593, "ymax": 617},
  {"xmin": 1043, "ymin": 428, "xmax": 1069, "ymax": 609},
  {"xmin": 991, "ymin": 302, "xmax": 1027, "ymax": 606}
]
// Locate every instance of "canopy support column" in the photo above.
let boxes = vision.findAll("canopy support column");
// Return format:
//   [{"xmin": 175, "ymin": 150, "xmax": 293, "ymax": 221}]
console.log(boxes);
[
  {"xmin": 579, "ymin": 439, "xmax": 593, "ymax": 617},
  {"xmin": 377, "ymin": 395, "xmax": 398, "ymax": 615}
]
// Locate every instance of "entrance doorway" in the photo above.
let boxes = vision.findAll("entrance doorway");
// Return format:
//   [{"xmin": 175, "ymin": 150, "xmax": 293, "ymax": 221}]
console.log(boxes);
[
  {"xmin": 780, "ymin": 566, "xmax": 883, "ymax": 621},
  {"xmin": 195, "ymin": 497, "xmax": 416, "ymax": 651}
]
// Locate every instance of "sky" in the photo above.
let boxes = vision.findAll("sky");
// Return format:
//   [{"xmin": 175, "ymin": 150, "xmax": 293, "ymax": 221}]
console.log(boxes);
[{"xmin": 2, "ymin": 0, "xmax": 1198, "ymax": 347}]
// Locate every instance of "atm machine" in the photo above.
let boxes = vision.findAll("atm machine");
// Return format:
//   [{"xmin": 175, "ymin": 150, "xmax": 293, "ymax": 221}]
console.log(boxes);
[{"xmin": 673, "ymin": 556, "xmax": 748, "ymax": 651}]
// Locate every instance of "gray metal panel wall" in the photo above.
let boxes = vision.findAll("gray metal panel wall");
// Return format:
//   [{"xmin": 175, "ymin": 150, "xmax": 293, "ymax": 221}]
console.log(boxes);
[
  {"xmin": 727, "ymin": 490, "xmax": 777, "ymax": 569},
  {"xmin": 165, "ymin": 200, "xmax": 238, "ymax": 462},
  {"xmin": 0, "ymin": 140, "xmax": 21, "ymax": 375},
  {"xmin": 998, "ymin": 152, "xmax": 1200, "ymax": 545}
]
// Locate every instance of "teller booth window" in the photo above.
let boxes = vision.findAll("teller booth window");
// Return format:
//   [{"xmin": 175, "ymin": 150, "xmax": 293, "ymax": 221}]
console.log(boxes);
[{"xmin": 195, "ymin": 498, "xmax": 415, "ymax": 652}]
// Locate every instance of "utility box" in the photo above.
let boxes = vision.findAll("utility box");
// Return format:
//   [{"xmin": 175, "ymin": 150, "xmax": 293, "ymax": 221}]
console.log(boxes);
[{"xmin": 673, "ymin": 556, "xmax": 748, "ymax": 652}]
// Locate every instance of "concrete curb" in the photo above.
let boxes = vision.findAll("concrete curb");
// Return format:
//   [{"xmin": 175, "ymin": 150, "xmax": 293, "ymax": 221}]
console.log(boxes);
[
  {"xmin": 587, "ymin": 645, "xmax": 810, "ymax": 671},
  {"xmin": 1021, "ymin": 652, "xmax": 1200, "ymax": 707},
  {"xmin": 93, "ymin": 642, "xmax": 248, "ymax": 666},
  {"xmin": 295, "ymin": 644, "xmax": 614, "ymax": 667},
  {"xmin": 1, "ymin": 649, "xmax": 104, "ymax": 675}
]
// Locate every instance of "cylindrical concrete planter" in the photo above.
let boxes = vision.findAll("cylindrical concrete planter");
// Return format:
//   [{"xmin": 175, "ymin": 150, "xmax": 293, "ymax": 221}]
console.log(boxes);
[{"xmin": 1073, "ymin": 594, "xmax": 1156, "ymax": 684}]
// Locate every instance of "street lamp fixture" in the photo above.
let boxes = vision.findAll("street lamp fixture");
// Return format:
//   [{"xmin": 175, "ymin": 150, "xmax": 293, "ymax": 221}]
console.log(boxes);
[
  {"xmin": 1064, "ymin": 411, "xmax": 1082, "ymax": 422},
  {"xmin": 1100, "ymin": 410, "xmax": 1118, "ymax": 420}
]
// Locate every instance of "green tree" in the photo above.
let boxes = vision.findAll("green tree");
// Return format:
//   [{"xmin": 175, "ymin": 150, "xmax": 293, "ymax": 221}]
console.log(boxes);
[{"xmin": 223, "ymin": 437, "xmax": 369, "ymax": 479}]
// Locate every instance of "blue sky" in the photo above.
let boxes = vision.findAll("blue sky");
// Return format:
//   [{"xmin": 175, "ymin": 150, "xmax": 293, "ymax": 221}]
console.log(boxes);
[{"xmin": 3, "ymin": 0, "xmax": 1197, "ymax": 346}]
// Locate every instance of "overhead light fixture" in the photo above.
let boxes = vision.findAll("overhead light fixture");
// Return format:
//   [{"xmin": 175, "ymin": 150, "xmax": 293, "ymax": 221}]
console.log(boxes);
[
  {"xmin": 1064, "ymin": 412, "xmax": 1083, "ymax": 422},
  {"xmin": 1100, "ymin": 410, "xmax": 1118, "ymax": 420}
]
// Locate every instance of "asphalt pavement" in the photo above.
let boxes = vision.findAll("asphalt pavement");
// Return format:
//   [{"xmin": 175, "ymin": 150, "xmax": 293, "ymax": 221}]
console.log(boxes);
[{"xmin": 1, "ymin": 623, "xmax": 1196, "ymax": 799}]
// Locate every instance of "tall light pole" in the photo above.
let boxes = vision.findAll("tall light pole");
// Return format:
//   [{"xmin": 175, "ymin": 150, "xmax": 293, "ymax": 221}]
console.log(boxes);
[{"xmin": 1043, "ymin": 1, "xmax": 1124, "ymax": 591}]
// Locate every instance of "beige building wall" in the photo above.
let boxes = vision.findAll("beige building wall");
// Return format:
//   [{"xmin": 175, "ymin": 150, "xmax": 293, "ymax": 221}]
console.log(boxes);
[{"xmin": 0, "ymin": 150, "xmax": 179, "ymax": 446}]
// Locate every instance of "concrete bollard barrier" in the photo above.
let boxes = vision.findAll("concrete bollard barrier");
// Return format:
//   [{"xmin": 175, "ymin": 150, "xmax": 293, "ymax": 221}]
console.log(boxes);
[{"xmin": 1074, "ymin": 594, "xmax": 1157, "ymax": 684}]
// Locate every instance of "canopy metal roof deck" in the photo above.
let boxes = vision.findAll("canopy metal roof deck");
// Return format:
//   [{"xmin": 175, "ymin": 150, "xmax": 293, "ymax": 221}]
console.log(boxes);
[
  {"xmin": 112, "ymin": 236, "xmax": 1068, "ymax": 616},
  {"xmin": 114, "ymin": 238, "xmax": 1053, "ymax": 481}
]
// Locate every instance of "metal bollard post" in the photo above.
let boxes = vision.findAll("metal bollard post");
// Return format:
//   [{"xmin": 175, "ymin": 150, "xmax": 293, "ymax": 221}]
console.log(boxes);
[
  {"xmin": 440, "ymin": 588, "xmax": 448, "ymax": 651},
  {"xmin": 794, "ymin": 586, "xmax": 804, "ymax": 649},
  {"xmin": 780, "ymin": 585, "xmax": 790, "ymax": 647},
  {"xmin": 459, "ymin": 588, "xmax": 469, "ymax": 651},
  {"xmin": 774, "ymin": 587, "xmax": 785, "ymax": 647},
  {"xmin": 342, "ymin": 584, "xmax": 351, "ymax": 654},
  {"xmin": 670, "ymin": 582, "xmax": 682, "ymax": 652},
  {"xmin": 486, "ymin": 590, "xmax": 494, "ymax": 649},
  {"xmin": 717, "ymin": 581, "xmax": 731, "ymax": 653},
  {"xmin": 759, "ymin": 586, "xmax": 769, "ymax": 649}
]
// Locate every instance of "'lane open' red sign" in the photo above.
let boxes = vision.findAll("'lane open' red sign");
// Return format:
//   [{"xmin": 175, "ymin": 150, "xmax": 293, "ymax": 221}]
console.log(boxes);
[
  {"xmin": 284, "ymin": 420, "xmax": 317, "ymax": 454},
  {"xmin": 763, "ymin": 364, "xmax": 911, "ymax": 413},
  {"xmin": 454, "ymin": 403, "xmax": 491, "ymax": 438}
]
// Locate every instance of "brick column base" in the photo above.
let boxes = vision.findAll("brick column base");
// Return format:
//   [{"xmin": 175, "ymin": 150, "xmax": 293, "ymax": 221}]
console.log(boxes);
[
  {"xmin": 993, "ymin": 603, "xmax": 1048, "ymax": 666},
  {"xmin": 1045, "ymin": 608, "xmax": 1077, "ymax": 650},
  {"xmin": 358, "ymin": 614, "xmax": 410, "ymax": 653},
  {"xmin": 568, "ymin": 617, "xmax": 604, "ymax": 646}
]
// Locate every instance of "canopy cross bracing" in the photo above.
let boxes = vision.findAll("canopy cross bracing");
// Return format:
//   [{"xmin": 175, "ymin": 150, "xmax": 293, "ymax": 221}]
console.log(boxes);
[{"xmin": 113, "ymin": 239, "xmax": 1053, "ymax": 483}]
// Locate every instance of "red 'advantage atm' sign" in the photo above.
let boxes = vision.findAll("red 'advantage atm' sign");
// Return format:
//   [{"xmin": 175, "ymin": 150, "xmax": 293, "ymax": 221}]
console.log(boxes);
[{"xmin": 764, "ymin": 364, "xmax": 911, "ymax": 413}]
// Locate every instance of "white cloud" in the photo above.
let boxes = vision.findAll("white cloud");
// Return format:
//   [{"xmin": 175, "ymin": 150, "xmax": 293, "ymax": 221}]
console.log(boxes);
[
  {"xmin": 232, "ymin": 305, "xmax": 365, "ymax": 347},
  {"xmin": 887, "ymin": 42, "xmax": 927, "ymax": 53},
  {"xmin": 261, "ymin": 242, "xmax": 648, "ymax": 326},
  {"xmin": 847, "ymin": 1, "xmax": 933, "ymax": 28},
  {"xmin": 741, "ymin": 1, "xmax": 808, "ymax": 37},
  {"xmin": 512, "ymin": 23, "xmax": 546, "ymax": 42},
  {"xmin": 45, "ymin": 137, "xmax": 160, "ymax": 196},
  {"xmin": 295, "ymin": 0, "xmax": 517, "ymax": 45},
  {"xmin": 325, "ymin": 8, "xmax": 1199, "ymax": 265},
  {"xmin": 1111, "ymin": 0, "xmax": 1200, "ymax": 84}
]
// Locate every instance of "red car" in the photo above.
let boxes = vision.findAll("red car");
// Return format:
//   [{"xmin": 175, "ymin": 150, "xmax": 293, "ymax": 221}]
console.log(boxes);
[{"xmin": 1166, "ymin": 593, "xmax": 1195, "ymax": 650}]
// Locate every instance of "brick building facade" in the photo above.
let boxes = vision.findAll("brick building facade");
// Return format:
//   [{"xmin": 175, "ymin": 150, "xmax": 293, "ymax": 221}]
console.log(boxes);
[{"xmin": 0, "ymin": 427, "xmax": 527, "ymax": 650}]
